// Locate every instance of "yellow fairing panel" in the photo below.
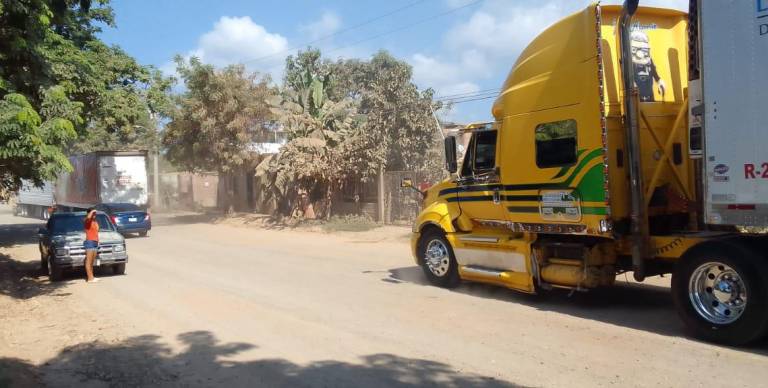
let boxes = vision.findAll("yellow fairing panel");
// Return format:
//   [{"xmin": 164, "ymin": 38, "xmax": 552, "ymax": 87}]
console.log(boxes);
[
  {"xmin": 600, "ymin": 6, "xmax": 693, "ymax": 220},
  {"xmin": 492, "ymin": 5, "xmax": 611, "ymax": 237}
]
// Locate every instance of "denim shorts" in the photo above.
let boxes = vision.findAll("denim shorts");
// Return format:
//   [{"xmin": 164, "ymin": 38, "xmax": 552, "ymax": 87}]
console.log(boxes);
[{"xmin": 84, "ymin": 240, "xmax": 99, "ymax": 251}]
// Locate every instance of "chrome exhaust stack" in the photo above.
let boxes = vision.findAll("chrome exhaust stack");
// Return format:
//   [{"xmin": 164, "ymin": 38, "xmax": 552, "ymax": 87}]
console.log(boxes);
[{"xmin": 618, "ymin": 0, "xmax": 649, "ymax": 281}]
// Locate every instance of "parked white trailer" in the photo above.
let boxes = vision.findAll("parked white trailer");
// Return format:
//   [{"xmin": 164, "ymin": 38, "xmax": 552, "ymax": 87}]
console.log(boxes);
[
  {"xmin": 697, "ymin": 0, "xmax": 768, "ymax": 226},
  {"xmin": 15, "ymin": 180, "xmax": 55, "ymax": 219},
  {"xmin": 55, "ymin": 151, "xmax": 149, "ymax": 211}
]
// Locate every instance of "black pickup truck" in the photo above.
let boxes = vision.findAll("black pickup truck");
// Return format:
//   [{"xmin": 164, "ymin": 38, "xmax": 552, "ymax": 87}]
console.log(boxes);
[{"xmin": 38, "ymin": 212, "xmax": 128, "ymax": 281}]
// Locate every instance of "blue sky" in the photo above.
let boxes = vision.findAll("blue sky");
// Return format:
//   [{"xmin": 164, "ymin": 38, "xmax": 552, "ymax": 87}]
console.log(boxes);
[{"xmin": 99, "ymin": 0, "xmax": 687, "ymax": 123}]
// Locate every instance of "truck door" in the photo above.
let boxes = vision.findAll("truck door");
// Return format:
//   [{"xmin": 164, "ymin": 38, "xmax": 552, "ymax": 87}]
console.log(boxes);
[{"xmin": 454, "ymin": 129, "xmax": 504, "ymax": 223}]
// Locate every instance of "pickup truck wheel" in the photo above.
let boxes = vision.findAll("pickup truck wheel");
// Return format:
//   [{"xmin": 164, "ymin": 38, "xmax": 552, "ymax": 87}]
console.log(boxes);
[
  {"xmin": 418, "ymin": 229, "xmax": 460, "ymax": 288},
  {"xmin": 672, "ymin": 241, "xmax": 768, "ymax": 345},
  {"xmin": 113, "ymin": 263, "xmax": 126, "ymax": 275},
  {"xmin": 40, "ymin": 254, "xmax": 48, "ymax": 272},
  {"xmin": 47, "ymin": 257, "xmax": 63, "ymax": 282},
  {"xmin": 139, "ymin": 231, "xmax": 148, "ymax": 237}
]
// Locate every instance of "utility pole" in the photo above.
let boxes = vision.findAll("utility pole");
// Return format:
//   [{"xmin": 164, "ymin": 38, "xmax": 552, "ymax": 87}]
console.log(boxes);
[
  {"xmin": 429, "ymin": 105, "xmax": 445, "ymax": 140},
  {"xmin": 153, "ymin": 150, "xmax": 160, "ymax": 209},
  {"xmin": 378, "ymin": 167, "xmax": 385, "ymax": 224}
]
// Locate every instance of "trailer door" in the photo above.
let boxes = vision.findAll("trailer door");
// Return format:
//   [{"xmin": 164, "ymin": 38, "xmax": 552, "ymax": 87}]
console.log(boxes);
[{"xmin": 99, "ymin": 155, "xmax": 149, "ymax": 207}]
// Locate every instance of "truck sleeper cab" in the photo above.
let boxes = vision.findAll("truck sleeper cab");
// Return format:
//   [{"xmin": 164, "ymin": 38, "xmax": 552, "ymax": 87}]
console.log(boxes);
[{"xmin": 410, "ymin": 2, "xmax": 768, "ymax": 346}]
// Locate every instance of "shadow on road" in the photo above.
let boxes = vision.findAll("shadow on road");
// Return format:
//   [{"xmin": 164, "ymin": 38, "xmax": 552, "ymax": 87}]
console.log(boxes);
[
  {"xmin": 0, "ymin": 253, "xmax": 68, "ymax": 300},
  {"xmin": 0, "ymin": 222, "xmax": 42, "ymax": 248},
  {"xmin": 0, "ymin": 331, "xmax": 522, "ymax": 387},
  {"xmin": 387, "ymin": 266, "xmax": 768, "ymax": 355}
]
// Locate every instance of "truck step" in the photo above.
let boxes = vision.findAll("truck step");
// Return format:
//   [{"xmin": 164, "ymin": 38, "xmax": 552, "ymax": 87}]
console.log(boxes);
[{"xmin": 461, "ymin": 265, "xmax": 505, "ymax": 277}]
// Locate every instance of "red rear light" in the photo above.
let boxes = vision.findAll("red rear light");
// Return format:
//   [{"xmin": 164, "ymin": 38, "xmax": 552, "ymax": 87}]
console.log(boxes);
[
  {"xmin": 111, "ymin": 216, "xmax": 119, "ymax": 224},
  {"xmin": 727, "ymin": 204, "xmax": 756, "ymax": 210},
  {"xmin": 144, "ymin": 213, "xmax": 150, "ymax": 221}
]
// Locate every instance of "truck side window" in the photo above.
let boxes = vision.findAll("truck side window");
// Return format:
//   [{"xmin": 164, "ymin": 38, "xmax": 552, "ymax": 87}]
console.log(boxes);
[
  {"xmin": 535, "ymin": 119, "xmax": 577, "ymax": 168},
  {"xmin": 460, "ymin": 136, "xmax": 475, "ymax": 178},
  {"xmin": 473, "ymin": 130, "xmax": 497, "ymax": 172}
]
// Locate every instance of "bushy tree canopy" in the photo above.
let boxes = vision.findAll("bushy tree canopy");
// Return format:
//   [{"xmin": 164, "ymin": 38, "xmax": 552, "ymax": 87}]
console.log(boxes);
[
  {"xmin": 0, "ymin": 87, "xmax": 79, "ymax": 195},
  {"xmin": 0, "ymin": 0, "xmax": 174, "ymax": 197},
  {"xmin": 163, "ymin": 57, "xmax": 275, "ymax": 173},
  {"xmin": 257, "ymin": 49, "xmax": 443, "ymax": 218}
]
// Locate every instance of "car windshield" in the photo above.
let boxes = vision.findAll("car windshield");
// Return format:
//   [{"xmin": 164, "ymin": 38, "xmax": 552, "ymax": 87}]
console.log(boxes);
[
  {"xmin": 107, "ymin": 203, "xmax": 140, "ymax": 212},
  {"xmin": 50, "ymin": 214, "xmax": 115, "ymax": 234}
]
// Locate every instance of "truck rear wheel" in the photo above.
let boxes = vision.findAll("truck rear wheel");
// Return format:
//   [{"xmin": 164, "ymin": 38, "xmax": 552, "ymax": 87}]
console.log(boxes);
[
  {"xmin": 672, "ymin": 241, "xmax": 768, "ymax": 345},
  {"xmin": 418, "ymin": 229, "xmax": 460, "ymax": 288}
]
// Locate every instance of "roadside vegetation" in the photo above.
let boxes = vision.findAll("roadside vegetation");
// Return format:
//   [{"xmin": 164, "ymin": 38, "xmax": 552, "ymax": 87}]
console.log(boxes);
[{"xmin": 0, "ymin": 0, "xmax": 443, "ymax": 222}]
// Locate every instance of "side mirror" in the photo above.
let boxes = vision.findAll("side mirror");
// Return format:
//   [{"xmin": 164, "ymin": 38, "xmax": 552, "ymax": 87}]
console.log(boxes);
[
  {"xmin": 444, "ymin": 136, "xmax": 458, "ymax": 174},
  {"xmin": 401, "ymin": 178, "xmax": 413, "ymax": 188}
]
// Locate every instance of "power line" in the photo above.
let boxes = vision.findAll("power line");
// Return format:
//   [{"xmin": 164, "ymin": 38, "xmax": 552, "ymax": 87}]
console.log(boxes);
[
  {"xmin": 242, "ymin": 0, "xmax": 429, "ymax": 65},
  {"xmin": 440, "ymin": 94, "xmax": 497, "ymax": 104},
  {"xmin": 435, "ymin": 92, "xmax": 498, "ymax": 102},
  {"xmin": 322, "ymin": 0, "xmax": 485, "ymax": 57},
  {"xmin": 435, "ymin": 88, "xmax": 499, "ymax": 100},
  {"xmin": 435, "ymin": 91, "xmax": 499, "ymax": 102}
]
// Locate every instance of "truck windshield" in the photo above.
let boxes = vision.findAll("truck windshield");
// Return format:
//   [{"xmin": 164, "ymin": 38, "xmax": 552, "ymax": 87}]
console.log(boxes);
[{"xmin": 50, "ymin": 214, "xmax": 114, "ymax": 234}]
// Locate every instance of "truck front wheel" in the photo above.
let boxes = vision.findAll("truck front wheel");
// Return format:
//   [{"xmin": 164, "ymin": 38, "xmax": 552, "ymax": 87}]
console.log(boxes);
[
  {"xmin": 47, "ymin": 257, "xmax": 63, "ymax": 282},
  {"xmin": 672, "ymin": 241, "xmax": 768, "ymax": 345},
  {"xmin": 418, "ymin": 229, "xmax": 460, "ymax": 288},
  {"xmin": 113, "ymin": 263, "xmax": 126, "ymax": 275}
]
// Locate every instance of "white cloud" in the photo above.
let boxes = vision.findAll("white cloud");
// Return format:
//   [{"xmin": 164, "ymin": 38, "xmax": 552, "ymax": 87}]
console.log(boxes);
[
  {"xmin": 198, "ymin": 16, "xmax": 287, "ymax": 76},
  {"xmin": 165, "ymin": 16, "xmax": 289, "ymax": 82},
  {"xmin": 425, "ymin": 0, "xmax": 689, "ymax": 121},
  {"xmin": 299, "ymin": 11, "xmax": 342, "ymax": 40},
  {"xmin": 410, "ymin": 53, "xmax": 480, "ymax": 96}
]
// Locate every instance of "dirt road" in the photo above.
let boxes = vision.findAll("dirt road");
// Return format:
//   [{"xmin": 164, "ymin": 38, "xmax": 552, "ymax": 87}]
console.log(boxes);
[{"xmin": 1, "ymin": 206, "xmax": 767, "ymax": 387}]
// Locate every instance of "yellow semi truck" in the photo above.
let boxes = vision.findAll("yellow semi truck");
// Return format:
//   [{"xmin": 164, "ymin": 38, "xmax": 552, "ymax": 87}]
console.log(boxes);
[{"xmin": 408, "ymin": 0, "xmax": 768, "ymax": 345}]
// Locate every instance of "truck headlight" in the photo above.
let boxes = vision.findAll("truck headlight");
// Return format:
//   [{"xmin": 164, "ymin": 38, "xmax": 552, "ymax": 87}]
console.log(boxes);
[
  {"xmin": 55, "ymin": 248, "xmax": 68, "ymax": 256},
  {"xmin": 113, "ymin": 244, "xmax": 125, "ymax": 252}
]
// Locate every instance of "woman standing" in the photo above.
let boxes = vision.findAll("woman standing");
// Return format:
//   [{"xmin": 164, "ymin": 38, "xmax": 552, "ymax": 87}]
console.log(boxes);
[{"xmin": 84, "ymin": 208, "xmax": 100, "ymax": 283}]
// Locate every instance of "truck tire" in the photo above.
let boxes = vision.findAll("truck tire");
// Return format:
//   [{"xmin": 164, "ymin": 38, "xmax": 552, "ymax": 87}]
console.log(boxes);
[
  {"xmin": 139, "ymin": 231, "xmax": 148, "ymax": 237},
  {"xmin": 40, "ymin": 253, "xmax": 48, "ymax": 273},
  {"xmin": 113, "ymin": 263, "xmax": 126, "ymax": 275},
  {"xmin": 48, "ymin": 257, "xmax": 63, "ymax": 282},
  {"xmin": 418, "ymin": 228, "xmax": 460, "ymax": 288},
  {"xmin": 672, "ymin": 241, "xmax": 768, "ymax": 345}
]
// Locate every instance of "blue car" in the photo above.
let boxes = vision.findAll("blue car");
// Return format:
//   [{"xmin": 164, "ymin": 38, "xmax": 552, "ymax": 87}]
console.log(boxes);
[{"xmin": 95, "ymin": 203, "xmax": 151, "ymax": 237}]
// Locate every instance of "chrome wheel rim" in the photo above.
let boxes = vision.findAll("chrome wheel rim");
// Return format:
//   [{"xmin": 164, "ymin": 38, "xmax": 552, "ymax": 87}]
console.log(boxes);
[
  {"xmin": 424, "ymin": 239, "xmax": 450, "ymax": 277},
  {"xmin": 689, "ymin": 261, "xmax": 747, "ymax": 325}
]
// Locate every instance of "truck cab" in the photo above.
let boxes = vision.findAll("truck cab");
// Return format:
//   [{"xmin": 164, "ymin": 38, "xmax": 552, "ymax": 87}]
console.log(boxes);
[{"xmin": 410, "ymin": 1, "xmax": 768, "ymax": 346}]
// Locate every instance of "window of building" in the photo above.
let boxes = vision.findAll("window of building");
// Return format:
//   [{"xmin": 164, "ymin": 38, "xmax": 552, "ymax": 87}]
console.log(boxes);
[{"xmin": 535, "ymin": 119, "xmax": 577, "ymax": 168}]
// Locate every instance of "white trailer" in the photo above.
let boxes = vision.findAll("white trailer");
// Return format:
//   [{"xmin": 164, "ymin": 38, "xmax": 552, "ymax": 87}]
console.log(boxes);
[
  {"xmin": 695, "ymin": 0, "xmax": 768, "ymax": 226},
  {"xmin": 15, "ymin": 180, "xmax": 55, "ymax": 219},
  {"xmin": 55, "ymin": 151, "xmax": 149, "ymax": 211}
]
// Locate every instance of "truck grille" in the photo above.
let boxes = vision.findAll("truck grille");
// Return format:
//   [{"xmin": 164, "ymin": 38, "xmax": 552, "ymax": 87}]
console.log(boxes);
[{"xmin": 68, "ymin": 243, "xmax": 120, "ymax": 257}]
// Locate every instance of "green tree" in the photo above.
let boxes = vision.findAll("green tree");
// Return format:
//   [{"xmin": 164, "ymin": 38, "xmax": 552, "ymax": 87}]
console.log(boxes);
[
  {"xmin": 257, "ymin": 54, "xmax": 361, "ymax": 218},
  {"xmin": 335, "ymin": 51, "xmax": 443, "ymax": 177},
  {"xmin": 257, "ymin": 49, "xmax": 443, "ymax": 219},
  {"xmin": 0, "ymin": 87, "xmax": 80, "ymax": 196},
  {"xmin": 0, "ymin": 0, "xmax": 174, "ymax": 197},
  {"xmin": 163, "ymin": 56, "xmax": 274, "ymax": 173}
]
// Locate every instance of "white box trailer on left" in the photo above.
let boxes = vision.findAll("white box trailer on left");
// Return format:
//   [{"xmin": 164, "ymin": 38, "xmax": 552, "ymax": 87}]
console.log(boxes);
[
  {"xmin": 55, "ymin": 151, "xmax": 149, "ymax": 211},
  {"xmin": 15, "ymin": 180, "xmax": 55, "ymax": 219}
]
